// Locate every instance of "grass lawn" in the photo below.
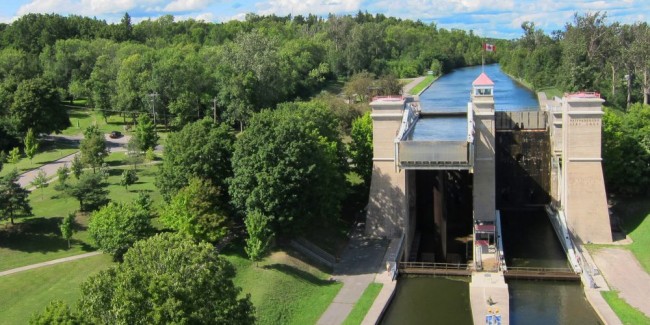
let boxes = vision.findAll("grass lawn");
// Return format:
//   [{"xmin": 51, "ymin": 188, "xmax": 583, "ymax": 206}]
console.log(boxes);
[
  {"xmin": 610, "ymin": 197, "xmax": 650, "ymax": 273},
  {"xmin": 601, "ymin": 291, "xmax": 650, "ymax": 325},
  {"xmin": 0, "ymin": 141, "xmax": 78, "ymax": 178},
  {"xmin": 539, "ymin": 87, "xmax": 564, "ymax": 99},
  {"xmin": 0, "ymin": 254, "xmax": 113, "ymax": 325},
  {"xmin": 0, "ymin": 161, "xmax": 162, "ymax": 271},
  {"xmin": 342, "ymin": 283, "xmax": 383, "ymax": 325},
  {"xmin": 407, "ymin": 75, "xmax": 436, "ymax": 95},
  {"xmin": 63, "ymin": 108, "xmax": 131, "ymax": 136},
  {"xmin": 225, "ymin": 249, "xmax": 342, "ymax": 325}
]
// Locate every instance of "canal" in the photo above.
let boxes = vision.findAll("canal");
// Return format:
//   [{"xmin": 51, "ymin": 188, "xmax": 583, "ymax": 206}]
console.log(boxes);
[{"xmin": 380, "ymin": 64, "xmax": 600, "ymax": 324}]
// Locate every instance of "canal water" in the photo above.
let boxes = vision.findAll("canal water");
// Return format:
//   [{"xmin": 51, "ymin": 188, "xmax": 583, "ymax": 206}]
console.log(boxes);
[{"xmin": 380, "ymin": 64, "xmax": 600, "ymax": 324}]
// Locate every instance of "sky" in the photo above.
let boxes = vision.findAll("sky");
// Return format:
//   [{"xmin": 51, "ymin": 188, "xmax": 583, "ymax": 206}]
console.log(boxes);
[{"xmin": 0, "ymin": 0, "xmax": 647, "ymax": 39}]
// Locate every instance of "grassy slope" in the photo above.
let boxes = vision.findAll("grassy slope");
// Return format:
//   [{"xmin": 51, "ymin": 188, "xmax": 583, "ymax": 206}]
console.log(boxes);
[
  {"xmin": 601, "ymin": 291, "xmax": 650, "ymax": 325},
  {"xmin": 0, "ymin": 254, "xmax": 113, "ymax": 325},
  {"xmin": 0, "ymin": 162, "xmax": 161, "ymax": 271},
  {"xmin": 342, "ymin": 283, "xmax": 383, "ymax": 325},
  {"xmin": 407, "ymin": 75, "xmax": 435, "ymax": 95},
  {"xmin": 226, "ymin": 251, "xmax": 342, "ymax": 325},
  {"xmin": 612, "ymin": 198, "xmax": 650, "ymax": 273}
]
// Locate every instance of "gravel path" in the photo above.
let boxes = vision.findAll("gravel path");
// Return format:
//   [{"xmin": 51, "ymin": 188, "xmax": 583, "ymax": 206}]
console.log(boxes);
[{"xmin": 593, "ymin": 247, "xmax": 650, "ymax": 317}]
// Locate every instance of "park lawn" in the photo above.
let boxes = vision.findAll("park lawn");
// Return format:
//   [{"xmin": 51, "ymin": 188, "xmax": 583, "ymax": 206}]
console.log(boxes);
[
  {"xmin": 407, "ymin": 75, "xmax": 436, "ymax": 95},
  {"xmin": 0, "ymin": 253, "xmax": 113, "ymax": 325},
  {"xmin": 62, "ymin": 108, "xmax": 130, "ymax": 136},
  {"xmin": 601, "ymin": 291, "xmax": 650, "ymax": 325},
  {"xmin": 0, "ymin": 142, "xmax": 78, "ymax": 178},
  {"xmin": 539, "ymin": 87, "xmax": 563, "ymax": 99},
  {"xmin": 0, "ymin": 163, "xmax": 162, "ymax": 271},
  {"xmin": 342, "ymin": 283, "xmax": 383, "ymax": 325},
  {"xmin": 611, "ymin": 197, "xmax": 650, "ymax": 273},
  {"xmin": 225, "ymin": 250, "xmax": 342, "ymax": 325}
]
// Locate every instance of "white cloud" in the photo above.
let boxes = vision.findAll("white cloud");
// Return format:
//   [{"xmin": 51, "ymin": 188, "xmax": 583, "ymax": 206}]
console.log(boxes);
[
  {"xmin": 257, "ymin": 0, "xmax": 362, "ymax": 16},
  {"xmin": 17, "ymin": 0, "xmax": 168, "ymax": 16},
  {"xmin": 163, "ymin": 0, "xmax": 212, "ymax": 12},
  {"xmin": 175, "ymin": 11, "xmax": 215, "ymax": 21}
]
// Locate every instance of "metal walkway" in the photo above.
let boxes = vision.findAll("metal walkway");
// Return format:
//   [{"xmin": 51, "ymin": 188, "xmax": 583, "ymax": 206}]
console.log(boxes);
[{"xmin": 504, "ymin": 267, "xmax": 580, "ymax": 281}]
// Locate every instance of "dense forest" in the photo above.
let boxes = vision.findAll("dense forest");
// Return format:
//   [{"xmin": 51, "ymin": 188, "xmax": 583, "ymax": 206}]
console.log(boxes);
[
  {"xmin": 0, "ymin": 11, "xmax": 492, "ymax": 151},
  {"xmin": 500, "ymin": 12, "xmax": 649, "ymax": 109}
]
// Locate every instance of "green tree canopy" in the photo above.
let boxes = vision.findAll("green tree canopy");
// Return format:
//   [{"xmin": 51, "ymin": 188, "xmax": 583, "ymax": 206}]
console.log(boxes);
[
  {"xmin": 349, "ymin": 112, "xmax": 373, "ymax": 184},
  {"xmin": 88, "ymin": 200, "xmax": 152, "ymax": 259},
  {"xmin": 230, "ymin": 101, "xmax": 347, "ymax": 236},
  {"xmin": 156, "ymin": 118, "xmax": 234, "ymax": 202},
  {"xmin": 64, "ymin": 171, "xmax": 109, "ymax": 211},
  {"xmin": 30, "ymin": 300, "xmax": 80, "ymax": 325},
  {"xmin": 78, "ymin": 233, "xmax": 255, "ymax": 324},
  {"xmin": 133, "ymin": 113, "xmax": 158, "ymax": 151},
  {"xmin": 0, "ymin": 169, "xmax": 32, "ymax": 224},
  {"xmin": 160, "ymin": 177, "xmax": 231, "ymax": 243},
  {"xmin": 79, "ymin": 125, "xmax": 108, "ymax": 171},
  {"xmin": 8, "ymin": 78, "xmax": 69, "ymax": 136}
]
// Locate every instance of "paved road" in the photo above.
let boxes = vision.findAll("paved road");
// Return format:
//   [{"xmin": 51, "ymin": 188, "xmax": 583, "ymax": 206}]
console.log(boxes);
[
  {"xmin": 0, "ymin": 251, "xmax": 102, "ymax": 277},
  {"xmin": 317, "ymin": 223, "xmax": 387, "ymax": 325},
  {"xmin": 18, "ymin": 134, "xmax": 131, "ymax": 188},
  {"xmin": 593, "ymin": 247, "xmax": 650, "ymax": 317}
]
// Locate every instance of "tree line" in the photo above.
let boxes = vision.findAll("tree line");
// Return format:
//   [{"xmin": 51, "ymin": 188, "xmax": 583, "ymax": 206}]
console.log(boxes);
[
  {"xmin": 499, "ymin": 12, "xmax": 649, "ymax": 109},
  {"xmin": 0, "ymin": 11, "xmax": 491, "ymax": 153}
]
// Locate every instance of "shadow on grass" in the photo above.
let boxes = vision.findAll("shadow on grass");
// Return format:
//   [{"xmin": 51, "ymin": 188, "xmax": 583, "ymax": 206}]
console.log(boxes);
[
  {"xmin": 611, "ymin": 197, "xmax": 650, "ymax": 235},
  {"xmin": 0, "ymin": 217, "xmax": 94, "ymax": 253},
  {"xmin": 262, "ymin": 263, "xmax": 334, "ymax": 286}
]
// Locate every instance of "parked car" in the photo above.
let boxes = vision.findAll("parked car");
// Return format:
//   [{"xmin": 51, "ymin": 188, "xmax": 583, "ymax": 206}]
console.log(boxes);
[{"xmin": 109, "ymin": 131, "xmax": 122, "ymax": 139}]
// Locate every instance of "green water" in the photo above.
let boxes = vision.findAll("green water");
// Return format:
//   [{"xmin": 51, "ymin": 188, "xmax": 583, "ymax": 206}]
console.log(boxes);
[{"xmin": 381, "ymin": 277, "xmax": 472, "ymax": 325}]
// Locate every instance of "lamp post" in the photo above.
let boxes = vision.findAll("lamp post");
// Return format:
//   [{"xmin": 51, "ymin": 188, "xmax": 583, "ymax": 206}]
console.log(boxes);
[{"xmin": 148, "ymin": 92, "xmax": 159, "ymax": 125}]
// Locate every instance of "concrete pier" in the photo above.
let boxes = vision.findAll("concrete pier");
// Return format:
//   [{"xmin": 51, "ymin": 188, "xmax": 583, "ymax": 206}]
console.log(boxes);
[{"xmin": 470, "ymin": 272, "xmax": 509, "ymax": 325}]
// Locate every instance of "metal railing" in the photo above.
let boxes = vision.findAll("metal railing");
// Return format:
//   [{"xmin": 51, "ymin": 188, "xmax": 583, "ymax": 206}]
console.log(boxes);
[
  {"xmin": 399, "ymin": 261, "xmax": 470, "ymax": 270},
  {"xmin": 505, "ymin": 266, "xmax": 575, "ymax": 273}
]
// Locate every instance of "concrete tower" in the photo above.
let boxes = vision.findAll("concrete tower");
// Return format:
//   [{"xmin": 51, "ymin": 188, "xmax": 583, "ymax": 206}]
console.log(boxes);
[
  {"xmin": 471, "ymin": 73, "xmax": 496, "ymax": 223},
  {"xmin": 365, "ymin": 97, "xmax": 408, "ymax": 238},
  {"xmin": 560, "ymin": 93, "xmax": 612, "ymax": 243}
]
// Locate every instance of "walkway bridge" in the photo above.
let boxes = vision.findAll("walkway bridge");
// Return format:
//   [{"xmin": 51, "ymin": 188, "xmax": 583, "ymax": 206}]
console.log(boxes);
[{"xmin": 397, "ymin": 262, "xmax": 579, "ymax": 281}]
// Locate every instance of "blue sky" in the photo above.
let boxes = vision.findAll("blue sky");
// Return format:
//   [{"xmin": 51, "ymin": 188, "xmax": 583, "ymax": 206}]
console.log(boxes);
[{"xmin": 0, "ymin": 0, "xmax": 647, "ymax": 39}]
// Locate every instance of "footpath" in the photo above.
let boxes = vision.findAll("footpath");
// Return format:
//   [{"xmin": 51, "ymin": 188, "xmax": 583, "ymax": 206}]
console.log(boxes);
[
  {"xmin": 316, "ymin": 223, "xmax": 388, "ymax": 325},
  {"xmin": 0, "ymin": 252, "xmax": 102, "ymax": 277}
]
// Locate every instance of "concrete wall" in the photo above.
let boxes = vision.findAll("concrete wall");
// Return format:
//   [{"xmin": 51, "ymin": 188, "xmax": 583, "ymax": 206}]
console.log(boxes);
[
  {"xmin": 473, "ymin": 96, "xmax": 496, "ymax": 222},
  {"xmin": 561, "ymin": 96, "xmax": 612, "ymax": 244},
  {"xmin": 366, "ymin": 98, "xmax": 409, "ymax": 242}
]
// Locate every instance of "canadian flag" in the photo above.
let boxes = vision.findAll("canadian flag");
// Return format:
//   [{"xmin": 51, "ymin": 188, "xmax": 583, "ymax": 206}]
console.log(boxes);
[{"xmin": 483, "ymin": 43, "xmax": 496, "ymax": 52}]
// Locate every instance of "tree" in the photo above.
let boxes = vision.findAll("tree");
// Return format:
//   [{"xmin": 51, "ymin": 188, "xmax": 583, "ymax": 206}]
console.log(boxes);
[
  {"xmin": 244, "ymin": 210, "xmax": 273, "ymax": 266},
  {"xmin": 79, "ymin": 125, "xmax": 108, "ymax": 172},
  {"xmin": 78, "ymin": 233, "xmax": 255, "ymax": 324},
  {"xmin": 65, "ymin": 171, "xmax": 109, "ymax": 211},
  {"xmin": 30, "ymin": 300, "xmax": 80, "ymax": 325},
  {"xmin": 126, "ymin": 136, "xmax": 144, "ymax": 169},
  {"xmin": 156, "ymin": 118, "xmax": 234, "ymax": 202},
  {"xmin": 0, "ymin": 169, "xmax": 32, "ymax": 224},
  {"xmin": 230, "ymin": 101, "xmax": 347, "ymax": 236},
  {"xmin": 24, "ymin": 128, "xmax": 38, "ymax": 163},
  {"xmin": 349, "ymin": 112, "xmax": 373, "ymax": 184},
  {"xmin": 8, "ymin": 147, "xmax": 20, "ymax": 164},
  {"xmin": 70, "ymin": 155, "xmax": 83, "ymax": 179},
  {"xmin": 55, "ymin": 164, "xmax": 69, "ymax": 190},
  {"xmin": 160, "ymin": 177, "xmax": 231, "ymax": 243},
  {"xmin": 120, "ymin": 169, "xmax": 138, "ymax": 190},
  {"xmin": 133, "ymin": 113, "xmax": 158, "ymax": 151},
  {"xmin": 88, "ymin": 200, "xmax": 152, "ymax": 259},
  {"xmin": 59, "ymin": 213, "xmax": 75, "ymax": 249},
  {"xmin": 30, "ymin": 169, "xmax": 49, "ymax": 200},
  {"xmin": 9, "ymin": 78, "xmax": 69, "ymax": 136}
]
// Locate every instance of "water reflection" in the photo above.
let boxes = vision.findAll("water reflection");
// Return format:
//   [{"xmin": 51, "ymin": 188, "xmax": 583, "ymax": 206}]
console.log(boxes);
[{"xmin": 419, "ymin": 64, "xmax": 539, "ymax": 113}]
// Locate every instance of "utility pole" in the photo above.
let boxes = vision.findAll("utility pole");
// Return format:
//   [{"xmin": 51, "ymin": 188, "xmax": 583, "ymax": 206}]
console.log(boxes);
[
  {"xmin": 149, "ymin": 92, "xmax": 159, "ymax": 125},
  {"xmin": 212, "ymin": 97, "xmax": 217, "ymax": 124}
]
